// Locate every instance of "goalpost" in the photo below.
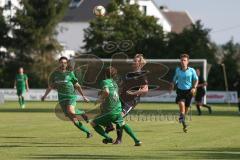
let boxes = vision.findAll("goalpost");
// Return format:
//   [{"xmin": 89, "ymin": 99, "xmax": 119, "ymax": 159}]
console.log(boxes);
[{"xmin": 72, "ymin": 55, "xmax": 208, "ymax": 104}]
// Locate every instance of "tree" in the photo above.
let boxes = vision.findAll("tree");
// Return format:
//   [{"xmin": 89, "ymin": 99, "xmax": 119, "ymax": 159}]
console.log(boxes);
[
  {"xmin": 207, "ymin": 40, "xmax": 240, "ymax": 90},
  {"xmin": 166, "ymin": 20, "xmax": 216, "ymax": 63},
  {"xmin": 83, "ymin": 1, "xmax": 166, "ymax": 58},
  {"xmin": 5, "ymin": 0, "xmax": 69, "ymax": 88}
]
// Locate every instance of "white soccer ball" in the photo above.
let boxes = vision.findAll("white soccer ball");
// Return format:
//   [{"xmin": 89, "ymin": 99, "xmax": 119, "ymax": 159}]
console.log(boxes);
[{"xmin": 93, "ymin": 5, "xmax": 106, "ymax": 17}]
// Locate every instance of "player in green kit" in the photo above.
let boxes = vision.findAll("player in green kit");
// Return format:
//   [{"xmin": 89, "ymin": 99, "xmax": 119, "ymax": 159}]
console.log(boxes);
[
  {"xmin": 91, "ymin": 66, "xmax": 142, "ymax": 146},
  {"xmin": 14, "ymin": 67, "xmax": 29, "ymax": 108},
  {"xmin": 41, "ymin": 56, "xmax": 92, "ymax": 138}
]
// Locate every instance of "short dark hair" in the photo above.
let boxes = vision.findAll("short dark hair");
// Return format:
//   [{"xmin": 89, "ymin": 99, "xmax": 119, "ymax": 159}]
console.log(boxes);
[
  {"xmin": 180, "ymin": 53, "xmax": 189, "ymax": 60},
  {"xmin": 105, "ymin": 66, "xmax": 117, "ymax": 79},
  {"xmin": 59, "ymin": 56, "xmax": 68, "ymax": 62}
]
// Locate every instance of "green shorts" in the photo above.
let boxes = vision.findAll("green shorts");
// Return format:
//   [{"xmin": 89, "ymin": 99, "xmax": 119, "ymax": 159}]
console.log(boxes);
[
  {"xmin": 59, "ymin": 99, "xmax": 85, "ymax": 116},
  {"xmin": 17, "ymin": 89, "xmax": 26, "ymax": 96},
  {"xmin": 93, "ymin": 112, "xmax": 124, "ymax": 127}
]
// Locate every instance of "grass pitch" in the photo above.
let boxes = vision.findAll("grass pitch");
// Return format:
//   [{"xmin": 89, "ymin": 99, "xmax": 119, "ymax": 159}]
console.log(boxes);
[{"xmin": 0, "ymin": 101, "xmax": 240, "ymax": 159}]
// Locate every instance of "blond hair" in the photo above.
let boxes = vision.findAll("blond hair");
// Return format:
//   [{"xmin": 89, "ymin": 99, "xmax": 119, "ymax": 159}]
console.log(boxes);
[{"xmin": 134, "ymin": 54, "xmax": 147, "ymax": 68}]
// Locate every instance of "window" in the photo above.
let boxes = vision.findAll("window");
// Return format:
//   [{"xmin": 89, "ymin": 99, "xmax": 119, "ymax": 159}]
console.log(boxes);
[{"xmin": 142, "ymin": 5, "xmax": 147, "ymax": 15}]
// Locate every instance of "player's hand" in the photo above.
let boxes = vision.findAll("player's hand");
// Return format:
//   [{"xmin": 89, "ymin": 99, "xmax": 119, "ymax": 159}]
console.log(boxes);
[
  {"xmin": 26, "ymin": 88, "xmax": 29, "ymax": 92},
  {"xmin": 191, "ymin": 88, "xmax": 196, "ymax": 95},
  {"xmin": 41, "ymin": 96, "xmax": 45, "ymax": 101},
  {"xmin": 14, "ymin": 86, "xmax": 16, "ymax": 89},
  {"xmin": 83, "ymin": 96, "xmax": 89, "ymax": 102}
]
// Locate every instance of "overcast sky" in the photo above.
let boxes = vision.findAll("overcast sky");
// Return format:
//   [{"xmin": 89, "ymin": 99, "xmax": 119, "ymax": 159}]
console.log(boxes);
[{"xmin": 155, "ymin": 0, "xmax": 240, "ymax": 45}]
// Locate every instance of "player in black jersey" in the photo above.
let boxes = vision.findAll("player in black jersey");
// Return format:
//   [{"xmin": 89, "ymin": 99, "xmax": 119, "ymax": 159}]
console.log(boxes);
[{"xmin": 195, "ymin": 68, "xmax": 212, "ymax": 115}]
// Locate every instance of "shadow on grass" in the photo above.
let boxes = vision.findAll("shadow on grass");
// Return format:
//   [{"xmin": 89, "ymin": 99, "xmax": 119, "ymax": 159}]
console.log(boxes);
[
  {"xmin": 26, "ymin": 149, "xmax": 240, "ymax": 159},
  {"xmin": 0, "ymin": 136, "xmax": 37, "ymax": 139}
]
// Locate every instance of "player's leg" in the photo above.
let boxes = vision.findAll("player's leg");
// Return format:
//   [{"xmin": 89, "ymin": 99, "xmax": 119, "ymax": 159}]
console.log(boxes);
[
  {"xmin": 17, "ymin": 90, "xmax": 23, "ymax": 107},
  {"xmin": 195, "ymin": 93, "xmax": 202, "ymax": 115},
  {"xmin": 183, "ymin": 94, "xmax": 193, "ymax": 132},
  {"xmin": 105, "ymin": 123, "xmax": 115, "ymax": 133},
  {"xmin": 75, "ymin": 108, "xmax": 89, "ymax": 123},
  {"xmin": 199, "ymin": 93, "xmax": 212, "ymax": 114},
  {"xmin": 202, "ymin": 104, "xmax": 212, "ymax": 114},
  {"xmin": 90, "ymin": 114, "xmax": 113, "ymax": 143},
  {"xmin": 196, "ymin": 101, "xmax": 202, "ymax": 115},
  {"xmin": 114, "ymin": 114, "xmax": 141, "ymax": 146},
  {"xmin": 66, "ymin": 105, "xmax": 92, "ymax": 138},
  {"xmin": 114, "ymin": 102, "xmax": 133, "ymax": 144},
  {"xmin": 21, "ymin": 91, "xmax": 26, "ymax": 108},
  {"xmin": 178, "ymin": 101, "xmax": 186, "ymax": 124}
]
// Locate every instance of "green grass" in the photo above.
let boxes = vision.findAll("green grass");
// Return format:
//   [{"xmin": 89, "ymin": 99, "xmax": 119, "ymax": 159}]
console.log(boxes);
[{"xmin": 0, "ymin": 101, "xmax": 240, "ymax": 159}]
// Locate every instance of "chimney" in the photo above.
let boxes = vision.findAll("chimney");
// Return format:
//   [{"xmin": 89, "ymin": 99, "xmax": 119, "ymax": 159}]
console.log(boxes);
[{"xmin": 159, "ymin": 5, "xmax": 169, "ymax": 12}]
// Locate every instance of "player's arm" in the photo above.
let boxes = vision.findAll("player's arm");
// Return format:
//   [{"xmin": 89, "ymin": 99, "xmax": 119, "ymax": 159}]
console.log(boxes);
[
  {"xmin": 191, "ymin": 80, "xmax": 198, "ymax": 95},
  {"xmin": 26, "ymin": 78, "xmax": 29, "ymax": 92},
  {"xmin": 74, "ymin": 83, "xmax": 89, "ymax": 102},
  {"xmin": 41, "ymin": 86, "xmax": 52, "ymax": 101},
  {"xmin": 127, "ymin": 84, "xmax": 148, "ymax": 96},
  {"xmin": 191, "ymin": 70, "xmax": 199, "ymax": 95},
  {"xmin": 197, "ymin": 82, "xmax": 207, "ymax": 87},
  {"xmin": 96, "ymin": 87, "xmax": 109, "ymax": 104},
  {"xmin": 170, "ymin": 68, "xmax": 178, "ymax": 91}
]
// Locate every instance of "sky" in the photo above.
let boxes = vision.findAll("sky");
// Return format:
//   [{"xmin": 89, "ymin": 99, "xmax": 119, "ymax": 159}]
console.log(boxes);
[{"xmin": 155, "ymin": 0, "xmax": 240, "ymax": 45}]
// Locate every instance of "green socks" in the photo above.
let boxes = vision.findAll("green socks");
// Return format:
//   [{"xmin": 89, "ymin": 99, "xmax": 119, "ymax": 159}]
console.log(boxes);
[
  {"xmin": 18, "ymin": 97, "xmax": 22, "ymax": 106},
  {"xmin": 74, "ymin": 121, "xmax": 90, "ymax": 134},
  {"xmin": 22, "ymin": 96, "xmax": 25, "ymax": 105},
  {"xmin": 93, "ymin": 125, "xmax": 112, "ymax": 139},
  {"xmin": 123, "ymin": 124, "xmax": 139, "ymax": 142}
]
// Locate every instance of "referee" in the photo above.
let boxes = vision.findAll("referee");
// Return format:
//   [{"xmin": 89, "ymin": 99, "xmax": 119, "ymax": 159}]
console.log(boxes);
[{"xmin": 170, "ymin": 54, "xmax": 198, "ymax": 133}]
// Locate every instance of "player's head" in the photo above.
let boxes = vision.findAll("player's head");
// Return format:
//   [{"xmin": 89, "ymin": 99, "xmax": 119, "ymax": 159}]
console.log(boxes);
[
  {"xmin": 18, "ymin": 67, "xmax": 24, "ymax": 74},
  {"xmin": 180, "ymin": 53, "xmax": 189, "ymax": 68},
  {"xmin": 132, "ymin": 54, "xmax": 146, "ymax": 71},
  {"xmin": 58, "ymin": 56, "xmax": 68, "ymax": 70},
  {"xmin": 196, "ymin": 68, "xmax": 201, "ymax": 76},
  {"xmin": 104, "ymin": 66, "xmax": 117, "ymax": 79}
]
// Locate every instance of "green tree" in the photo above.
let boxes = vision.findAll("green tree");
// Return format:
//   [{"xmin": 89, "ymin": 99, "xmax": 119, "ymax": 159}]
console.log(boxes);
[
  {"xmin": 6, "ymin": 0, "xmax": 69, "ymax": 88},
  {"xmin": 208, "ymin": 40, "xmax": 240, "ymax": 90},
  {"xmin": 83, "ymin": 1, "xmax": 166, "ymax": 58},
  {"xmin": 166, "ymin": 20, "xmax": 216, "ymax": 63}
]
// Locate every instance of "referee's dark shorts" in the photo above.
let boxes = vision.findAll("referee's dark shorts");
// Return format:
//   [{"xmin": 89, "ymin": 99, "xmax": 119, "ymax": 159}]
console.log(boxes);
[{"xmin": 176, "ymin": 88, "xmax": 193, "ymax": 107}]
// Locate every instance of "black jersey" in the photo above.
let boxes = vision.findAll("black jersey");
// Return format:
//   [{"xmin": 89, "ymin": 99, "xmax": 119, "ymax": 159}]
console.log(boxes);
[
  {"xmin": 196, "ymin": 76, "xmax": 205, "ymax": 94},
  {"xmin": 120, "ymin": 70, "xmax": 148, "ymax": 104}
]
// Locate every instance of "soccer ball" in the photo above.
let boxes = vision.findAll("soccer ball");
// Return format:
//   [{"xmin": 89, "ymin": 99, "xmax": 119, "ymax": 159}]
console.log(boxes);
[{"xmin": 93, "ymin": 5, "xmax": 106, "ymax": 17}]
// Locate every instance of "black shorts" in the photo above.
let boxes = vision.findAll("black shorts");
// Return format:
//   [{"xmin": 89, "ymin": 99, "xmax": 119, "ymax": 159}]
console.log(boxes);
[
  {"xmin": 121, "ymin": 96, "xmax": 140, "ymax": 116},
  {"xmin": 175, "ymin": 88, "xmax": 192, "ymax": 107},
  {"xmin": 195, "ymin": 91, "xmax": 205, "ymax": 102}
]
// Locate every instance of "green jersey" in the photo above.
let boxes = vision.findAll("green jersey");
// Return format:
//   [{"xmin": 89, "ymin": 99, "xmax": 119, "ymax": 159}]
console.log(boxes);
[
  {"xmin": 100, "ymin": 79, "xmax": 122, "ymax": 114},
  {"xmin": 16, "ymin": 74, "xmax": 28, "ymax": 90},
  {"xmin": 49, "ymin": 70, "xmax": 78, "ymax": 101}
]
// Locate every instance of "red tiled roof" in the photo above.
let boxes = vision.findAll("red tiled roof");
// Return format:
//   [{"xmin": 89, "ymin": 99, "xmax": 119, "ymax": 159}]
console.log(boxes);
[{"xmin": 161, "ymin": 11, "xmax": 193, "ymax": 33}]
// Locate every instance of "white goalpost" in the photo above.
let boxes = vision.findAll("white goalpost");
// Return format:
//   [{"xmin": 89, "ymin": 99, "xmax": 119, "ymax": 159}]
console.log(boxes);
[{"xmin": 73, "ymin": 56, "xmax": 208, "ymax": 104}]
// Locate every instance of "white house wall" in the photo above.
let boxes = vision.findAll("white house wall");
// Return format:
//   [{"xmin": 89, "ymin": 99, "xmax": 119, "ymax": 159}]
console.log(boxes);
[
  {"xmin": 56, "ymin": 22, "xmax": 89, "ymax": 52},
  {"xmin": 137, "ymin": 0, "xmax": 171, "ymax": 32}
]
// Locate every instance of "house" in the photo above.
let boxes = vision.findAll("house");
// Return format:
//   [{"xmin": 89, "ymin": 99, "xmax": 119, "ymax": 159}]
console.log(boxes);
[
  {"xmin": 56, "ymin": 0, "xmax": 194, "ymax": 54},
  {"xmin": 160, "ymin": 6, "xmax": 193, "ymax": 34}
]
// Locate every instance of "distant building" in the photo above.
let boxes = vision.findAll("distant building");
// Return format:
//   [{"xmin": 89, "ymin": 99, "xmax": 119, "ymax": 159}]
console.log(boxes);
[{"xmin": 160, "ymin": 5, "xmax": 193, "ymax": 34}]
